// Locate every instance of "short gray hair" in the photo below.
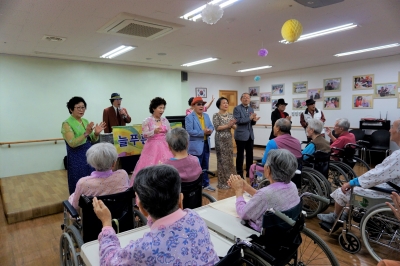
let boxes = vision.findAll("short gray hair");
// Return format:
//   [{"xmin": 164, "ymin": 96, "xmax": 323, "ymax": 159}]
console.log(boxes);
[
  {"xmin": 275, "ymin": 118, "xmax": 291, "ymax": 133},
  {"xmin": 336, "ymin": 118, "xmax": 350, "ymax": 131},
  {"xmin": 265, "ymin": 149, "xmax": 298, "ymax": 184},
  {"xmin": 307, "ymin": 119, "xmax": 323, "ymax": 134},
  {"xmin": 166, "ymin": 128, "xmax": 189, "ymax": 152},
  {"xmin": 86, "ymin": 143, "xmax": 118, "ymax": 171}
]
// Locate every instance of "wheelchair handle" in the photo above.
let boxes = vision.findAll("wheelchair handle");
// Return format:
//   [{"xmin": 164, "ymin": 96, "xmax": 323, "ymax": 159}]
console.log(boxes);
[
  {"xmin": 267, "ymin": 208, "xmax": 296, "ymax": 227},
  {"xmin": 300, "ymin": 192, "xmax": 330, "ymax": 205}
]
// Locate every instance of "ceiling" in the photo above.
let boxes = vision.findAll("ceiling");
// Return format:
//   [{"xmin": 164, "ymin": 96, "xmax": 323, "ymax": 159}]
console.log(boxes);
[{"xmin": 0, "ymin": 0, "xmax": 399, "ymax": 76}]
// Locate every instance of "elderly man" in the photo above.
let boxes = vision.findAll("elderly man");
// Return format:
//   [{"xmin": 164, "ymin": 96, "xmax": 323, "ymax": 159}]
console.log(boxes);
[
  {"xmin": 103, "ymin": 93, "xmax": 131, "ymax": 133},
  {"xmin": 302, "ymin": 119, "xmax": 331, "ymax": 160},
  {"xmin": 318, "ymin": 119, "xmax": 400, "ymax": 224},
  {"xmin": 300, "ymin": 99, "xmax": 326, "ymax": 142},
  {"xmin": 249, "ymin": 118, "xmax": 301, "ymax": 180},
  {"xmin": 233, "ymin": 93, "xmax": 260, "ymax": 178},
  {"xmin": 325, "ymin": 118, "xmax": 356, "ymax": 156},
  {"xmin": 185, "ymin": 97, "xmax": 215, "ymax": 191}
]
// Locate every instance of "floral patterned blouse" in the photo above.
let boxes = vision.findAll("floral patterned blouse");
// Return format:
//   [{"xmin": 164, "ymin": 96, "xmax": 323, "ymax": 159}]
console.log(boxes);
[
  {"xmin": 142, "ymin": 116, "xmax": 171, "ymax": 138},
  {"xmin": 98, "ymin": 209, "xmax": 219, "ymax": 266}
]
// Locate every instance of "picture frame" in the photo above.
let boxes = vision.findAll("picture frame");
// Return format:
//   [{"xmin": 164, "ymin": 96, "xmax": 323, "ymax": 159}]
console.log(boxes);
[
  {"xmin": 195, "ymin": 87, "xmax": 207, "ymax": 98},
  {"xmin": 250, "ymin": 100, "xmax": 260, "ymax": 111},
  {"xmin": 374, "ymin": 83, "xmax": 397, "ymax": 98},
  {"xmin": 353, "ymin": 74, "xmax": 374, "ymax": 90},
  {"xmin": 398, "ymin": 88, "xmax": 400, "ymax": 108},
  {"xmin": 307, "ymin": 88, "xmax": 323, "ymax": 102},
  {"xmin": 292, "ymin": 81, "xmax": 307, "ymax": 94},
  {"xmin": 292, "ymin": 98, "xmax": 308, "ymax": 110},
  {"xmin": 272, "ymin": 84, "xmax": 285, "ymax": 95},
  {"xmin": 260, "ymin": 92, "xmax": 271, "ymax": 103},
  {"xmin": 352, "ymin": 94, "xmax": 373, "ymax": 109},
  {"xmin": 248, "ymin": 86, "xmax": 260, "ymax": 97},
  {"xmin": 323, "ymin": 78, "xmax": 341, "ymax": 92},
  {"xmin": 271, "ymin": 99, "xmax": 278, "ymax": 110},
  {"xmin": 323, "ymin": 96, "xmax": 341, "ymax": 110}
]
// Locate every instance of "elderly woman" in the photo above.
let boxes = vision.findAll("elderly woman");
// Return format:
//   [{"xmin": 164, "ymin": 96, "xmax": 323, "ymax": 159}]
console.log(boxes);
[
  {"xmin": 228, "ymin": 149, "xmax": 300, "ymax": 232},
  {"xmin": 163, "ymin": 127, "xmax": 202, "ymax": 182},
  {"xmin": 185, "ymin": 95, "xmax": 214, "ymax": 115},
  {"xmin": 93, "ymin": 165, "xmax": 220, "ymax": 265},
  {"xmin": 131, "ymin": 97, "xmax": 173, "ymax": 181},
  {"xmin": 62, "ymin": 96, "xmax": 106, "ymax": 194},
  {"xmin": 68, "ymin": 143, "xmax": 129, "ymax": 210},
  {"xmin": 302, "ymin": 118, "xmax": 331, "ymax": 160}
]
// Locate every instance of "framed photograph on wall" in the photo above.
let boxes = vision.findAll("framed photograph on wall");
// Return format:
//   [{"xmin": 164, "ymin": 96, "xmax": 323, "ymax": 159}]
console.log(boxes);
[
  {"xmin": 352, "ymin": 94, "xmax": 373, "ymax": 109},
  {"xmin": 374, "ymin": 83, "xmax": 397, "ymax": 98},
  {"xmin": 260, "ymin": 92, "xmax": 271, "ymax": 103},
  {"xmin": 323, "ymin": 78, "xmax": 341, "ymax": 91},
  {"xmin": 307, "ymin": 88, "xmax": 323, "ymax": 101},
  {"xmin": 292, "ymin": 98, "xmax": 307, "ymax": 110},
  {"xmin": 272, "ymin": 84, "xmax": 285, "ymax": 95},
  {"xmin": 292, "ymin": 81, "xmax": 307, "ymax": 94},
  {"xmin": 195, "ymin": 87, "xmax": 207, "ymax": 98},
  {"xmin": 249, "ymin": 86, "xmax": 260, "ymax": 97},
  {"xmin": 353, "ymin": 74, "xmax": 374, "ymax": 90},
  {"xmin": 271, "ymin": 99, "xmax": 278, "ymax": 110},
  {"xmin": 250, "ymin": 100, "xmax": 260, "ymax": 111},
  {"xmin": 323, "ymin": 96, "xmax": 341, "ymax": 110}
]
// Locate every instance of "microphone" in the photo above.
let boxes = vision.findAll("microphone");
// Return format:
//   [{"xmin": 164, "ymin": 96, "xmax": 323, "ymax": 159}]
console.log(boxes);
[{"xmin": 118, "ymin": 107, "xmax": 127, "ymax": 119}]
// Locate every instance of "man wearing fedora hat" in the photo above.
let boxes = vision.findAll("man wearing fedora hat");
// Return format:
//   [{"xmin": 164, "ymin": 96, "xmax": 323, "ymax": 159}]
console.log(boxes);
[
  {"xmin": 300, "ymin": 99, "xmax": 325, "ymax": 142},
  {"xmin": 269, "ymin": 98, "xmax": 291, "ymax": 140},
  {"xmin": 185, "ymin": 97, "xmax": 215, "ymax": 191},
  {"xmin": 103, "ymin": 93, "xmax": 131, "ymax": 133}
]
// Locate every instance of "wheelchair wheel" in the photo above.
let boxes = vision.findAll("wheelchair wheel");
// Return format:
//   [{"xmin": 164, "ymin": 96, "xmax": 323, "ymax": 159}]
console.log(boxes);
[
  {"xmin": 338, "ymin": 232, "xmax": 361, "ymax": 254},
  {"xmin": 353, "ymin": 157, "xmax": 370, "ymax": 175},
  {"xmin": 299, "ymin": 172, "xmax": 323, "ymax": 218},
  {"xmin": 60, "ymin": 231, "xmax": 79, "ymax": 266},
  {"xmin": 133, "ymin": 209, "xmax": 148, "ymax": 228},
  {"xmin": 258, "ymin": 179, "xmax": 270, "ymax": 189},
  {"xmin": 302, "ymin": 167, "xmax": 331, "ymax": 198},
  {"xmin": 292, "ymin": 227, "xmax": 339, "ymax": 266},
  {"xmin": 243, "ymin": 247, "xmax": 271, "ymax": 266},
  {"xmin": 328, "ymin": 164, "xmax": 349, "ymax": 191},
  {"xmin": 360, "ymin": 206, "xmax": 400, "ymax": 262},
  {"xmin": 330, "ymin": 161, "xmax": 357, "ymax": 180},
  {"xmin": 202, "ymin": 192, "xmax": 217, "ymax": 206}
]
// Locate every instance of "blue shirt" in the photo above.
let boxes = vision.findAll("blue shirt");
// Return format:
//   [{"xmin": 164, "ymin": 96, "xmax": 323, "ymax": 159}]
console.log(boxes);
[
  {"xmin": 261, "ymin": 140, "xmax": 278, "ymax": 165},
  {"xmin": 302, "ymin": 142, "xmax": 316, "ymax": 160}
]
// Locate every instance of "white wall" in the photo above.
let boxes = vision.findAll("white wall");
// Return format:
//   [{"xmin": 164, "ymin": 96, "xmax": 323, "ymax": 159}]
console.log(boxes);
[
  {"xmin": 0, "ymin": 55, "xmax": 186, "ymax": 178},
  {"xmin": 241, "ymin": 55, "xmax": 400, "ymax": 147}
]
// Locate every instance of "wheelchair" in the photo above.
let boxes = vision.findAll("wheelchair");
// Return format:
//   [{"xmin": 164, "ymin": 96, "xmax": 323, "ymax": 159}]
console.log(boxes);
[
  {"xmin": 59, "ymin": 187, "xmax": 147, "ymax": 266},
  {"xmin": 181, "ymin": 170, "xmax": 217, "ymax": 209},
  {"xmin": 319, "ymin": 186, "xmax": 400, "ymax": 262},
  {"xmin": 217, "ymin": 193, "xmax": 339, "ymax": 266}
]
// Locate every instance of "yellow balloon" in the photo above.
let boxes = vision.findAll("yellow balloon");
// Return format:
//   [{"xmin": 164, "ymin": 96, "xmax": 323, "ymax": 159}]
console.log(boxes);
[{"xmin": 281, "ymin": 19, "xmax": 303, "ymax": 43}]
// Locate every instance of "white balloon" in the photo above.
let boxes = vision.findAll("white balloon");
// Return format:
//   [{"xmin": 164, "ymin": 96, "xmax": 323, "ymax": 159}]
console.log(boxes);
[{"xmin": 201, "ymin": 4, "xmax": 224, "ymax": 25}]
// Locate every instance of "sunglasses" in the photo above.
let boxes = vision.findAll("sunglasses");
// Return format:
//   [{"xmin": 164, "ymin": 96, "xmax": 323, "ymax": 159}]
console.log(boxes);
[{"xmin": 196, "ymin": 103, "xmax": 205, "ymax": 106}]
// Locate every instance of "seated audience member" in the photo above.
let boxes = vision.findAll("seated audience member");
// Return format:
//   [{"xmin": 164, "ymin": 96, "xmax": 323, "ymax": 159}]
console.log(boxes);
[
  {"xmin": 93, "ymin": 164, "xmax": 220, "ymax": 265},
  {"xmin": 302, "ymin": 119, "xmax": 331, "ymax": 160},
  {"xmin": 228, "ymin": 149, "xmax": 300, "ymax": 231},
  {"xmin": 318, "ymin": 119, "xmax": 400, "ymax": 224},
  {"xmin": 325, "ymin": 118, "xmax": 355, "ymax": 157},
  {"xmin": 163, "ymin": 127, "xmax": 202, "ymax": 182},
  {"xmin": 249, "ymin": 118, "xmax": 301, "ymax": 181},
  {"xmin": 68, "ymin": 143, "xmax": 129, "ymax": 210}
]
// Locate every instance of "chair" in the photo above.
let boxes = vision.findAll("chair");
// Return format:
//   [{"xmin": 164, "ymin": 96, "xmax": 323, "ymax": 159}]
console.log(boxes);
[
  {"xmin": 181, "ymin": 173, "xmax": 216, "ymax": 209},
  {"xmin": 349, "ymin": 129, "xmax": 365, "ymax": 142},
  {"xmin": 367, "ymin": 130, "xmax": 391, "ymax": 163}
]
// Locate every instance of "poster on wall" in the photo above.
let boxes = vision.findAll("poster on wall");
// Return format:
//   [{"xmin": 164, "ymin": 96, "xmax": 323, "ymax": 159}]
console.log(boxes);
[
  {"xmin": 307, "ymin": 88, "xmax": 323, "ymax": 101},
  {"xmin": 248, "ymin": 86, "xmax": 260, "ymax": 96},
  {"xmin": 250, "ymin": 100, "xmax": 260, "ymax": 111},
  {"xmin": 352, "ymin": 94, "xmax": 373, "ymax": 109},
  {"xmin": 272, "ymin": 84, "xmax": 284, "ymax": 95},
  {"xmin": 374, "ymin": 83, "xmax": 397, "ymax": 98},
  {"xmin": 292, "ymin": 98, "xmax": 307, "ymax": 110},
  {"xmin": 323, "ymin": 96, "xmax": 341, "ymax": 110},
  {"xmin": 271, "ymin": 99, "xmax": 278, "ymax": 110},
  {"xmin": 323, "ymin": 78, "xmax": 341, "ymax": 91},
  {"xmin": 260, "ymin": 92, "xmax": 271, "ymax": 103},
  {"xmin": 292, "ymin": 81, "xmax": 307, "ymax": 94},
  {"xmin": 353, "ymin": 74, "xmax": 374, "ymax": 90}
]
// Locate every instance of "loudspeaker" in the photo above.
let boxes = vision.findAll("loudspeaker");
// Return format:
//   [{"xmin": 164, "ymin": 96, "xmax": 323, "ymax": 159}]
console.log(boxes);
[
  {"xmin": 181, "ymin": 71, "xmax": 188, "ymax": 82},
  {"xmin": 294, "ymin": 0, "xmax": 344, "ymax": 8}
]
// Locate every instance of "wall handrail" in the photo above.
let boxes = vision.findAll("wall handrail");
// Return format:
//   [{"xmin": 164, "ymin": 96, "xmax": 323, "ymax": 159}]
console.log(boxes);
[{"xmin": 0, "ymin": 138, "xmax": 63, "ymax": 148}]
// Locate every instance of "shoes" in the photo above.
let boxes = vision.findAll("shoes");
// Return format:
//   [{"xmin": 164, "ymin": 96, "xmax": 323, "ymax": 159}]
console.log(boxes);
[
  {"xmin": 317, "ymin": 212, "xmax": 337, "ymax": 224},
  {"xmin": 203, "ymin": 185, "xmax": 216, "ymax": 191}
]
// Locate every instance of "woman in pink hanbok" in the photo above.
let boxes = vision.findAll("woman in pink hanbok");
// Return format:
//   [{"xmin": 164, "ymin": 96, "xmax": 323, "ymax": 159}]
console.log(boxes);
[{"xmin": 131, "ymin": 97, "xmax": 173, "ymax": 184}]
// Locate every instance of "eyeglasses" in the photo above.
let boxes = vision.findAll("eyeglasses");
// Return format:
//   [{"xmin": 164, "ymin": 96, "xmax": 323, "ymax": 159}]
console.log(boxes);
[
  {"xmin": 114, "ymin": 99, "xmax": 122, "ymax": 101},
  {"xmin": 196, "ymin": 103, "xmax": 205, "ymax": 106},
  {"xmin": 74, "ymin": 106, "xmax": 86, "ymax": 110}
]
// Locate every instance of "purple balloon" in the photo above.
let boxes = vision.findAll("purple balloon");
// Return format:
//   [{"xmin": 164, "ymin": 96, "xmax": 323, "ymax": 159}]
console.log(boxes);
[{"xmin": 258, "ymin": 48, "xmax": 268, "ymax": 57}]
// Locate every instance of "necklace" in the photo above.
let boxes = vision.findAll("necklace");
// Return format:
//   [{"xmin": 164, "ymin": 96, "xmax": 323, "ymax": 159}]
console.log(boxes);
[{"xmin": 154, "ymin": 117, "xmax": 161, "ymax": 122}]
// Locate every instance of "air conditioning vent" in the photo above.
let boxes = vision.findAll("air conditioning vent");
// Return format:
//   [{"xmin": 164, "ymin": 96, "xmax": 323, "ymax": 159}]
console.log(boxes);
[
  {"xmin": 42, "ymin": 35, "xmax": 66, "ymax": 42},
  {"xmin": 98, "ymin": 13, "xmax": 183, "ymax": 40},
  {"xmin": 294, "ymin": 0, "xmax": 344, "ymax": 8}
]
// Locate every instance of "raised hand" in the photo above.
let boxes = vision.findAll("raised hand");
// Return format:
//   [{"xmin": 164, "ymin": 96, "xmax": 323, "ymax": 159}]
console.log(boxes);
[
  {"xmin": 94, "ymin": 122, "xmax": 106, "ymax": 136},
  {"xmin": 86, "ymin": 122, "xmax": 94, "ymax": 135},
  {"xmin": 386, "ymin": 192, "xmax": 400, "ymax": 221},
  {"xmin": 92, "ymin": 197, "xmax": 112, "ymax": 227}
]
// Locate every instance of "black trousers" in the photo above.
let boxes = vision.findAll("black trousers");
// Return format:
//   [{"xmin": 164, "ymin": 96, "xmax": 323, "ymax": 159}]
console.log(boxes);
[{"xmin": 235, "ymin": 137, "xmax": 254, "ymax": 177}]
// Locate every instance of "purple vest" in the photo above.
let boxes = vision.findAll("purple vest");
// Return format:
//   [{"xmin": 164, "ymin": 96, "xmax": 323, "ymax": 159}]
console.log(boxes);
[
  {"xmin": 164, "ymin": 155, "xmax": 202, "ymax": 182},
  {"xmin": 274, "ymin": 134, "xmax": 302, "ymax": 158}
]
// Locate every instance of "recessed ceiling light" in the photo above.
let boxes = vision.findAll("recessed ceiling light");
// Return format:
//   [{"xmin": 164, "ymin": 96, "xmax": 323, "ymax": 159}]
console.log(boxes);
[
  {"xmin": 181, "ymin": 57, "xmax": 219, "ymax": 67},
  {"xmin": 279, "ymin": 23, "xmax": 357, "ymax": 44},
  {"xmin": 146, "ymin": 58, "xmax": 152, "ymax": 60},
  {"xmin": 334, "ymin": 43, "xmax": 400, "ymax": 57},
  {"xmin": 100, "ymin": 45, "xmax": 136, "ymax": 59},
  {"xmin": 236, "ymin": 66, "xmax": 272, "ymax": 72},
  {"xmin": 180, "ymin": 0, "xmax": 240, "ymax": 21},
  {"xmin": 157, "ymin": 53, "xmax": 167, "ymax": 56}
]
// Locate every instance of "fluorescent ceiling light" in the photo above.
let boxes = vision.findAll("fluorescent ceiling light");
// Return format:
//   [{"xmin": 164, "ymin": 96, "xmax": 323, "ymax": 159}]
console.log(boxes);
[
  {"xmin": 236, "ymin": 66, "xmax": 272, "ymax": 72},
  {"xmin": 280, "ymin": 23, "xmax": 357, "ymax": 44},
  {"xmin": 100, "ymin": 45, "xmax": 136, "ymax": 59},
  {"xmin": 334, "ymin": 43, "xmax": 400, "ymax": 57},
  {"xmin": 180, "ymin": 0, "xmax": 240, "ymax": 21},
  {"xmin": 181, "ymin": 57, "xmax": 219, "ymax": 67}
]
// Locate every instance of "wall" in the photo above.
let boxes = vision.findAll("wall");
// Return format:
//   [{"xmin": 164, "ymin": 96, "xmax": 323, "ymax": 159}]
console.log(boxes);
[
  {"xmin": 0, "ymin": 55, "xmax": 186, "ymax": 178},
  {"xmin": 241, "ymin": 54, "xmax": 400, "ymax": 149}
]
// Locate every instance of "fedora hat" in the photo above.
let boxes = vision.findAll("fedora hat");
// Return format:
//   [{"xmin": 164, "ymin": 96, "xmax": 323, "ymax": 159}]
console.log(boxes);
[
  {"xmin": 306, "ymin": 99, "xmax": 315, "ymax": 105},
  {"xmin": 275, "ymin": 98, "xmax": 288, "ymax": 107},
  {"xmin": 191, "ymin": 96, "xmax": 207, "ymax": 106},
  {"xmin": 110, "ymin": 93, "xmax": 122, "ymax": 100}
]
